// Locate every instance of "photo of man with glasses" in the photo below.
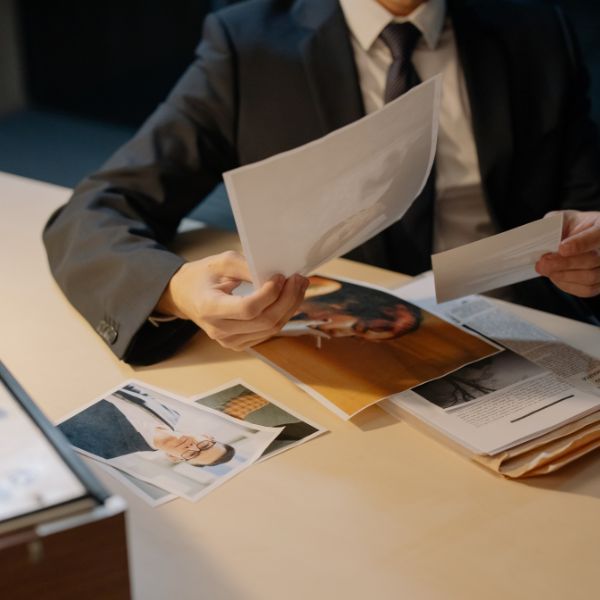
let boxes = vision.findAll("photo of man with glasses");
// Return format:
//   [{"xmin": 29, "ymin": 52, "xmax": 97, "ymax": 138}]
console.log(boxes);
[{"xmin": 60, "ymin": 383, "xmax": 235, "ymax": 467}]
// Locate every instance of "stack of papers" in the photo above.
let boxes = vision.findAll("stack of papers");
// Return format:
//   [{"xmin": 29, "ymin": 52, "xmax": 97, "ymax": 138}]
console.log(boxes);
[
  {"xmin": 250, "ymin": 274, "xmax": 599, "ymax": 478},
  {"xmin": 385, "ymin": 273, "xmax": 600, "ymax": 477}
]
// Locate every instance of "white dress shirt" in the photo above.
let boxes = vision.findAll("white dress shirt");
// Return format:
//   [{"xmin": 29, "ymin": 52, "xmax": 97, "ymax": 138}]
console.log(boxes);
[{"xmin": 339, "ymin": 0, "xmax": 496, "ymax": 253}]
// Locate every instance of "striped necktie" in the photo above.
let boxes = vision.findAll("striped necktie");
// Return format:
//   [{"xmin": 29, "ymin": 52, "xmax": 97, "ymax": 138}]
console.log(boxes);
[
  {"xmin": 380, "ymin": 22, "xmax": 422, "ymax": 102},
  {"xmin": 380, "ymin": 21, "xmax": 437, "ymax": 275}
]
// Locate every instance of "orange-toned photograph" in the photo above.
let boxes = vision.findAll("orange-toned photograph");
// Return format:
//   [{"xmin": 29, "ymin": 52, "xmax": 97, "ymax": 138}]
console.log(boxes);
[{"xmin": 254, "ymin": 276, "xmax": 499, "ymax": 418}]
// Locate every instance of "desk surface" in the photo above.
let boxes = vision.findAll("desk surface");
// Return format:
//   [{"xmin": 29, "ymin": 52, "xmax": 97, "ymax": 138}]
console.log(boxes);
[{"xmin": 2, "ymin": 171, "xmax": 599, "ymax": 600}]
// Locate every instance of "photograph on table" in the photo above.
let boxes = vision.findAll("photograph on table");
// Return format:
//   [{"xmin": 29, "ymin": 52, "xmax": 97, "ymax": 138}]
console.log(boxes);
[
  {"xmin": 191, "ymin": 380, "xmax": 326, "ymax": 460},
  {"xmin": 94, "ymin": 462, "xmax": 176, "ymax": 507},
  {"xmin": 412, "ymin": 350, "xmax": 547, "ymax": 410},
  {"xmin": 252, "ymin": 276, "xmax": 500, "ymax": 419},
  {"xmin": 57, "ymin": 381, "xmax": 280, "ymax": 502}
]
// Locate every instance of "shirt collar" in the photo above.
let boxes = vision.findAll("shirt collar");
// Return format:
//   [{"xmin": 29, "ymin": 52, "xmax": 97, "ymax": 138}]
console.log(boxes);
[{"xmin": 339, "ymin": 0, "xmax": 446, "ymax": 52}]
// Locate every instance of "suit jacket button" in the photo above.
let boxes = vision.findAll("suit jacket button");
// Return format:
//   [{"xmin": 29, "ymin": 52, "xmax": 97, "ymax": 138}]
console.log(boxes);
[
  {"xmin": 96, "ymin": 320, "xmax": 118, "ymax": 345},
  {"xmin": 105, "ymin": 326, "xmax": 118, "ymax": 345}
]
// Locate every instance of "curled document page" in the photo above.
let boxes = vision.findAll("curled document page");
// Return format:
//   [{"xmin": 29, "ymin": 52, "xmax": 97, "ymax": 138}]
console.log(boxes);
[
  {"xmin": 431, "ymin": 214, "xmax": 563, "ymax": 303},
  {"xmin": 224, "ymin": 76, "xmax": 441, "ymax": 285}
]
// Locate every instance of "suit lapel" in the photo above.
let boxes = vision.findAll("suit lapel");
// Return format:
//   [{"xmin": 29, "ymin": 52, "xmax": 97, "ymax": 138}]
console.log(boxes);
[
  {"xmin": 293, "ymin": 0, "xmax": 364, "ymax": 135},
  {"xmin": 293, "ymin": 0, "xmax": 393, "ymax": 266},
  {"xmin": 451, "ymin": 0, "xmax": 514, "ymax": 229},
  {"xmin": 289, "ymin": 1, "xmax": 516, "ymax": 270}
]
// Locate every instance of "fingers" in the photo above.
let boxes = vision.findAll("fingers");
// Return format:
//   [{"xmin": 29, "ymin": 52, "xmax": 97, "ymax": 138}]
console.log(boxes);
[
  {"xmin": 559, "ymin": 222, "xmax": 600, "ymax": 256},
  {"xmin": 546, "ymin": 209, "xmax": 592, "ymax": 237},
  {"xmin": 209, "ymin": 250, "xmax": 253, "ymax": 282},
  {"xmin": 547, "ymin": 276, "xmax": 600, "ymax": 298},
  {"xmin": 536, "ymin": 256, "xmax": 600, "ymax": 298},
  {"xmin": 218, "ymin": 274, "xmax": 308, "ymax": 335},
  {"xmin": 204, "ymin": 274, "xmax": 286, "ymax": 320},
  {"xmin": 536, "ymin": 251, "xmax": 600, "ymax": 274},
  {"xmin": 536, "ymin": 247, "xmax": 600, "ymax": 298},
  {"xmin": 205, "ymin": 275, "xmax": 310, "ymax": 348},
  {"xmin": 162, "ymin": 251, "xmax": 312, "ymax": 348},
  {"xmin": 547, "ymin": 267, "xmax": 600, "ymax": 287},
  {"xmin": 543, "ymin": 210, "xmax": 600, "ymax": 256}
]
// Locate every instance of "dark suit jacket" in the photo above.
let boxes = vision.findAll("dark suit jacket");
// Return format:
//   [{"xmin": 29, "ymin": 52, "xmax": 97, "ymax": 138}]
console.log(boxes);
[
  {"xmin": 43, "ymin": 0, "xmax": 600, "ymax": 365},
  {"xmin": 59, "ymin": 400, "xmax": 154, "ymax": 459}
]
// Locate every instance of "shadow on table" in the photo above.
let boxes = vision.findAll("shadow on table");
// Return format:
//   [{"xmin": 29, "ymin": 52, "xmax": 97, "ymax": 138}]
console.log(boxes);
[
  {"xmin": 351, "ymin": 405, "xmax": 399, "ymax": 432},
  {"xmin": 132, "ymin": 332, "xmax": 251, "ymax": 372},
  {"xmin": 354, "ymin": 406, "xmax": 600, "ymax": 500}
]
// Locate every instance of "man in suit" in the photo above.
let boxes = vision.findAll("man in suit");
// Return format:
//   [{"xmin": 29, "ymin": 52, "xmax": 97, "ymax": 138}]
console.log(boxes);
[
  {"xmin": 43, "ymin": 0, "xmax": 600, "ymax": 366},
  {"xmin": 60, "ymin": 385, "xmax": 236, "ymax": 464}
]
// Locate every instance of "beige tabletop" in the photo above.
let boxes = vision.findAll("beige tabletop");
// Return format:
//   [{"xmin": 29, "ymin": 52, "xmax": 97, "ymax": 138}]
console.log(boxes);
[{"xmin": 1, "ymin": 171, "xmax": 599, "ymax": 600}]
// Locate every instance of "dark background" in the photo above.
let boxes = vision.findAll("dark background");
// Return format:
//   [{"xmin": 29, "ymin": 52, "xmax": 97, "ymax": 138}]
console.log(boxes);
[
  {"xmin": 18, "ymin": 0, "xmax": 222, "ymax": 126},
  {"xmin": 0, "ymin": 0, "xmax": 598, "ymax": 227}
]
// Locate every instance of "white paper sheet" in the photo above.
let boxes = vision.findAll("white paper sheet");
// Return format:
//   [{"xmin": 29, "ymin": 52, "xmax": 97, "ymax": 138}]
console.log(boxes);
[
  {"xmin": 388, "ymin": 352, "xmax": 600, "ymax": 455},
  {"xmin": 389, "ymin": 273, "xmax": 600, "ymax": 455},
  {"xmin": 224, "ymin": 76, "xmax": 441, "ymax": 284},
  {"xmin": 431, "ymin": 214, "xmax": 563, "ymax": 303}
]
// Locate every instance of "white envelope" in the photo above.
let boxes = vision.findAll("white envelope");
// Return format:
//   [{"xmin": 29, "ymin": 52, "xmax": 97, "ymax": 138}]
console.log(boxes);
[{"xmin": 432, "ymin": 214, "xmax": 563, "ymax": 303}]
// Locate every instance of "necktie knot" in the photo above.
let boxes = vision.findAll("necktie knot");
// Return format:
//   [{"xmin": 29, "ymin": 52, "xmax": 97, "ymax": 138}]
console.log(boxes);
[{"xmin": 380, "ymin": 22, "xmax": 421, "ymax": 62}]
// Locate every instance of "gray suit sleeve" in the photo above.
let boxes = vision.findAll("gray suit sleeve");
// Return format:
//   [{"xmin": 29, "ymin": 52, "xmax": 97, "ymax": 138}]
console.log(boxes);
[{"xmin": 43, "ymin": 14, "xmax": 239, "ymax": 364}]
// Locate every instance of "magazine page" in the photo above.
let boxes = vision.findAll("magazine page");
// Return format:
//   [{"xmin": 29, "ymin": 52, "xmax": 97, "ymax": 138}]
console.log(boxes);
[
  {"xmin": 391, "ymin": 349, "xmax": 600, "ymax": 455},
  {"xmin": 80, "ymin": 381, "xmax": 325, "ymax": 507},
  {"xmin": 251, "ymin": 275, "xmax": 499, "ymax": 419},
  {"xmin": 394, "ymin": 273, "xmax": 600, "ymax": 396}
]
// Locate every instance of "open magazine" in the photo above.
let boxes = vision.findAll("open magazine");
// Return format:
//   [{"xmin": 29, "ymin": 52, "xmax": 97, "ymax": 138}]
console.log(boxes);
[
  {"xmin": 251, "ymin": 275, "xmax": 499, "ymax": 419},
  {"xmin": 251, "ymin": 274, "xmax": 600, "ymax": 478}
]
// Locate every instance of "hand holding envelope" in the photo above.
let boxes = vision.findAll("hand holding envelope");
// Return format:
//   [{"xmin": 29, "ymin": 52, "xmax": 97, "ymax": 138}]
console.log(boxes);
[
  {"xmin": 432, "ymin": 210, "xmax": 600, "ymax": 304},
  {"xmin": 431, "ymin": 213, "xmax": 564, "ymax": 303}
]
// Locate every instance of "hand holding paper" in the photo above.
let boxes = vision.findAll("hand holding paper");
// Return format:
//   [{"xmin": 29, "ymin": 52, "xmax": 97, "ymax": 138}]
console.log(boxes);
[
  {"xmin": 432, "ymin": 214, "xmax": 563, "ymax": 303},
  {"xmin": 158, "ymin": 77, "xmax": 441, "ymax": 351},
  {"xmin": 157, "ymin": 251, "xmax": 308, "ymax": 351},
  {"xmin": 535, "ymin": 210, "xmax": 600, "ymax": 298}
]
